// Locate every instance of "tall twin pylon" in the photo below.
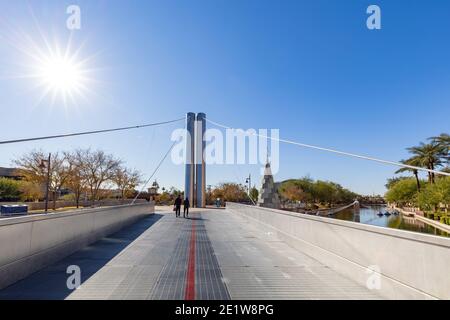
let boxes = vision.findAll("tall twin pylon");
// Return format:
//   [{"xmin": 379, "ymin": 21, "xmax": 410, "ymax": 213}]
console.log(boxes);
[{"xmin": 184, "ymin": 113, "xmax": 206, "ymax": 208}]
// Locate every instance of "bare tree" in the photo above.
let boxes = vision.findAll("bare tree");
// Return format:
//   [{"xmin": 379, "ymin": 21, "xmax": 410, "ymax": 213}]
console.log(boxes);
[
  {"xmin": 13, "ymin": 150, "xmax": 49, "ymax": 186},
  {"xmin": 64, "ymin": 150, "xmax": 88, "ymax": 208},
  {"xmin": 50, "ymin": 154, "xmax": 71, "ymax": 209},
  {"xmin": 113, "ymin": 167, "xmax": 142, "ymax": 202},
  {"xmin": 14, "ymin": 148, "xmax": 141, "ymax": 208},
  {"xmin": 14, "ymin": 150, "xmax": 70, "ymax": 209},
  {"xmin": 78, "ymin": 149, "xmax": 122, "ymax": 205}
]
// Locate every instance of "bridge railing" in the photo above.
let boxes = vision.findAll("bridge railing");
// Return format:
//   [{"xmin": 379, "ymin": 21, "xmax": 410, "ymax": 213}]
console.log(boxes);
[
  {"xmin": 0, "ymin": 202, "xmax": 154, "ymax": 290},
  {"xmin": 226, "ymin": 202, "xmax": 450, "ymax": 300}
]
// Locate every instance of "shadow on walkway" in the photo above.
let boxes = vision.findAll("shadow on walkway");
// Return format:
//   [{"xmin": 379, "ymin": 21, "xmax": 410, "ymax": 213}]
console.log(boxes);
[
  {"xmin": 185, "ymin": 216, "xmax": 207, "ymax": 221},
  {"xmin": 0, "ymin": 214, "xmax": 163, "ymax": 300}
]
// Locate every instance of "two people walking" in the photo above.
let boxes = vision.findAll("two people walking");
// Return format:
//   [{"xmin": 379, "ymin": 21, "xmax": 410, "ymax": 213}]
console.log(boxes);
[{"xmin": 174, "ymin": 195, "xmax": 190, "ymax": 218}]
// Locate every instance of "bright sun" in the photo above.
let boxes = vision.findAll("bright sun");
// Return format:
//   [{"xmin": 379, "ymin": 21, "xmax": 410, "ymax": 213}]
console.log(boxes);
[
  {"xmin": 21, "ymin": 40, "xmax": 95, "ymax": 106},
  {"xmin": 40, "ymin": 55, "xmax": 83, "ymax": 94},
  {"xmin": 3, "ymin": 25, "xmax": 96, "ymax": 108}
]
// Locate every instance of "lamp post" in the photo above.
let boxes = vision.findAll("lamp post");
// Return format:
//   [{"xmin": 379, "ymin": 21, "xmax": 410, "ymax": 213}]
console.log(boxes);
[
  {"xmin": 245, "ymin": 174, "xmax": 251, "ymax": 196},
  {"xmin": 39, "ymin": 153, "xmax": 51, "ymax": 213}
]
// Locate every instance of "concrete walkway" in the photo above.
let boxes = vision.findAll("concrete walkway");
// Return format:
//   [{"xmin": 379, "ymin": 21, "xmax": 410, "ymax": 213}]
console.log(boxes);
[{"xmin": 0, "ymin": 208, "xmax": 381, "ymax": 300}]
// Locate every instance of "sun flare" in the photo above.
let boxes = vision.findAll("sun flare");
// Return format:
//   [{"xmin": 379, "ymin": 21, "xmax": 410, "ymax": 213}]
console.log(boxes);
[
  {"xmin": 38, "ymin": 54, "xmax": 84, "ymax": 95},
  {"xmin": 23, "ymin": 41, "xmax": 96, "ymax": 108},
  {"xmin": 5, "ymin": 31, "xmax": 97, "ymax": 108}
]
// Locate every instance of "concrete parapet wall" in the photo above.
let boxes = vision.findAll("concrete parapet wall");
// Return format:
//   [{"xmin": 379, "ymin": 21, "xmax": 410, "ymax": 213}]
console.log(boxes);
[
  {"xmin": 227, "ymin": 202, "xmax": 450, "ymax": 300},
  {"xmin": 0, "ymin": 202, "xmax": 154, "ymax": 290},
  {"xmin": 0, "ymin": 199, "xmax": 148, "ymax": 211}
]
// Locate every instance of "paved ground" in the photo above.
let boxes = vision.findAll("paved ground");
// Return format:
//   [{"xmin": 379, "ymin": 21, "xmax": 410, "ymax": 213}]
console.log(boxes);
[{"xmin": 0, "ymin": 208, "xmax": 381, "ymax": 300}]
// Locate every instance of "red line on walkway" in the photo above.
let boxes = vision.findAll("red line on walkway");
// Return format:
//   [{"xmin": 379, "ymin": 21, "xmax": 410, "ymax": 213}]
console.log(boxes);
[{"xmin": 184, "ymin": 220, "xmax": 196, "ymax": 300}]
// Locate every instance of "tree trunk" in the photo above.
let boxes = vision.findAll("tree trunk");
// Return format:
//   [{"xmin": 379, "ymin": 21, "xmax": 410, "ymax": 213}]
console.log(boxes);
[
  {"xmin": 90, "ymin": 187, "xmax": 95, "ymax": 206},
  {"xmin": 53, "ymin": 190, "xmax": 56, "ymax": 210},
  {"xmin": 75, "ymin": 190, "xmax": 80, "ymax": 208},
  {"xmin": 414, "ymin": 170, "xmax": 421, "ymax": 192},
  {"xmin": 431, "ymin": 163, "xmax": 435, "ymax": 184}
]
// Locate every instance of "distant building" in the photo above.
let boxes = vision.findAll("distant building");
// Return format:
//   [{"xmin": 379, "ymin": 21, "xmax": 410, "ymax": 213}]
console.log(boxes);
[
  {"xmin": 0, "ymin": 167, "xmax": 23, "ymax": 180},
  {"xmin": 258, "ymin": 162, "xmax": 281, "ymax": 209}
]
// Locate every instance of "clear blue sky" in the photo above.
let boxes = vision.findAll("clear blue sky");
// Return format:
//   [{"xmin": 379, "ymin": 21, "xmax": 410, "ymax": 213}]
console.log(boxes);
[{"xmin": 0, "ymin": 0, "xmax": 449, "ymax": 195}]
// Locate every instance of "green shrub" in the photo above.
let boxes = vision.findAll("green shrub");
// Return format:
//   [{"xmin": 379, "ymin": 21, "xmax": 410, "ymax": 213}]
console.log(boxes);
[
  {"xmin": 416, "ymin": 177, "xmax": 450, "ymax": 212},
  {"xmin": 385, "ymin": 178, "xmax": 422, "ymax": 206},
  {"xmin": 0, "ymin": 178, "xmax": 21, "ymax": 201}
]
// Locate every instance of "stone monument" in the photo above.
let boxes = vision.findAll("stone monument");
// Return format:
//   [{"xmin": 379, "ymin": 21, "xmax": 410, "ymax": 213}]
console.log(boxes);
[{"xmin": 258, "ymin": 161, "xmax": 281, "ymax": 209}]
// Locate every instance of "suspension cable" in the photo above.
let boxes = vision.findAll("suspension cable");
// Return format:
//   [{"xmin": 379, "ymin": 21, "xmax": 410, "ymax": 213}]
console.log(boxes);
[
  {"xmin": 206, "ymin": 118, "xmax": 450, "ymax": 177},
  {"xmin": 0, "ymin": 117, "xmax": 185, "ymax": 145},
  {"xmin": 131, "ymin": 140, "xmax": 178, "ymax": 205}
]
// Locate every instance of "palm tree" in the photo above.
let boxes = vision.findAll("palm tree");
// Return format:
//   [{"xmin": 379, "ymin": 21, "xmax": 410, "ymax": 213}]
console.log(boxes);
[
  {"xmin": 407, "ymin": 142, "xmax": 446, "ymax": 184},
  {"xmin": 430, "ymin": 133, "xmax": 450, "ymax": 165},
  {"xmin": 431, "ymin": 133, "xmax": 450, "ymax": 145},
  {"xmin": 395, "ymin": 157, "xmax": 422, "ymax": 192}
]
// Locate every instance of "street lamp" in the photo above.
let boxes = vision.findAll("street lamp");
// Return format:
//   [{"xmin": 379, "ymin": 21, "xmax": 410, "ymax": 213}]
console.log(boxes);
[
  {"xmin": 245, "ymin": 174, "xmax": 251, "ymax": 195},
  {"xmin": 39, "ymin": 153, "xmax": 51, "ymax": 213}
]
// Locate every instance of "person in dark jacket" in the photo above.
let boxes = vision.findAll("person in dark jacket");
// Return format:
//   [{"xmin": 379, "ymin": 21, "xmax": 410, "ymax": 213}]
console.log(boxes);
[
  {"xmin": 174, "ymin": 195, "xmax": 182, "ymax": 217},
  {"xmin": 183, "ymin": 197, "xmax": 190, "ymax": 218}
]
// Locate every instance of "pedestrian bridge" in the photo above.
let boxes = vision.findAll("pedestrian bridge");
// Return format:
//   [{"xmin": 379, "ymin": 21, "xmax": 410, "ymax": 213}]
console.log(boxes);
[{"xmin": 0, "ymin": 204, "xmax": 448, "ymax": 300}]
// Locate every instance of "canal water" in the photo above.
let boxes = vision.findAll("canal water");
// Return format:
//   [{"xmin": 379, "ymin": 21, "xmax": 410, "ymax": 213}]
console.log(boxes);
[{"xmin": 332, "ymin": 206, "xmax": 449, "ymax": 237}]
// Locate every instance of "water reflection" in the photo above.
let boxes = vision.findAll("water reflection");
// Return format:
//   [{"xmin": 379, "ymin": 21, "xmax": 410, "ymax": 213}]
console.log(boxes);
[{"xmin": 332, "ymin": 206, "xmax": 449, "ymax": 237}]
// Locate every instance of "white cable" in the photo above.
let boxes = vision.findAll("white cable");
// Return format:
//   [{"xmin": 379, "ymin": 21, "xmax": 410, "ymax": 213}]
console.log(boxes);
[
  {"xmin": 206, "ymin": 118, "xmax": 450, "ymax": 177},
  {"xmin": 0, "ymin": 118, "xmax": 185, "ymax": 145},
  {"xmin": 246, "ymin": 190, "xmax": 257, "ymax": 206},
  {"xmin": 131, "ymin": 141, "xmax": 178, "ymax": 205}
]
